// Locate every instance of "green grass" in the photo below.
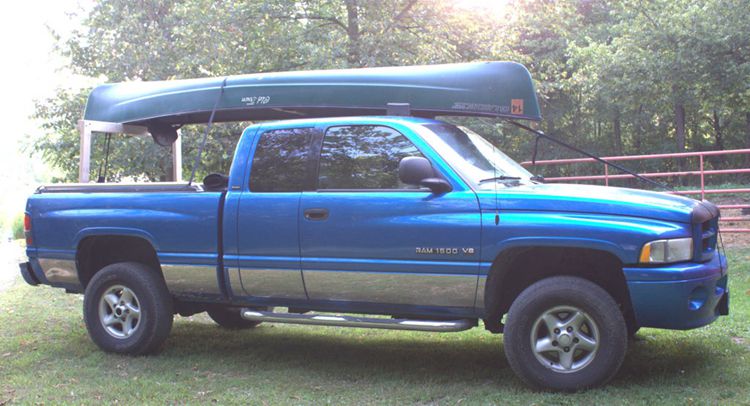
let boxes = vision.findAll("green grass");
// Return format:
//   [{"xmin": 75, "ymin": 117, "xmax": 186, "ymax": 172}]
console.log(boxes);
[{"xmin": 1, "ymin": 250, "xmax": 749, "ymax": 405}]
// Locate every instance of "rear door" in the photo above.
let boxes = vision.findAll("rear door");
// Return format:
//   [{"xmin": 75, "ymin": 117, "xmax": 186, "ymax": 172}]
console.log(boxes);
[
  {"xmin": 235, "ymin": 126, "xmax": 317, "ymax": 300},
  {"xmin": 299, "ymin": 123, "xmax": 481, "ymax": 311}
]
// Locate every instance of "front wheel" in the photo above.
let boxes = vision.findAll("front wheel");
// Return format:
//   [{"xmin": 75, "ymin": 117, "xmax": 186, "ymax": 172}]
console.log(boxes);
[
  {"xmin": 503, "ymin": 276, "xmax": 627, "ymax": 391},
  {"xmin": 83, "ymin": 262, "xmax": 174, "ymax": 355}
]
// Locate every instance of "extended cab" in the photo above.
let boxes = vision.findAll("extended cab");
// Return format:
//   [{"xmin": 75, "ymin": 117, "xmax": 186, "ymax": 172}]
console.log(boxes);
[{"xmin": 19, "ymin": 62, "xmax": 728, "ymax": 391}]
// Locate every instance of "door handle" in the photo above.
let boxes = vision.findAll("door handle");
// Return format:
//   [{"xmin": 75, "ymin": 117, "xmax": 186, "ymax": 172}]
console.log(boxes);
[{"xmin": 304, "ymin": 208, "xmax": 329, "ymax": 221}]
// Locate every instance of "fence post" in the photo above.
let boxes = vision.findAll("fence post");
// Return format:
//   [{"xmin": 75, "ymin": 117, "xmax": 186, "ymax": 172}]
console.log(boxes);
[
  {"xmin": 700, "ymin": 154, "xmax": 705, "ymax": 201},
  {"xmin": 604, "ymin": 164, "xmax": 609, "ymax": 186}
]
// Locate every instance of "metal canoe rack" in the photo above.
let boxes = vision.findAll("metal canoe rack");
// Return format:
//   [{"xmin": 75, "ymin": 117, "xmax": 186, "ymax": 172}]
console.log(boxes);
[{"xmin": 77, "ymin": 120, "xmax": 182, "ymax": 183}]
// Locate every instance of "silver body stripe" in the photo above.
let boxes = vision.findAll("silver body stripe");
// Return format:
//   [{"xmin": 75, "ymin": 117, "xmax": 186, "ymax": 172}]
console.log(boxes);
[
  {"xmin": 39, "ymin": 259, "xmax": 79, "ymax": 286},
  {"xmin": 227, "ymin": 267, "xmax": 244, "ymax": 297},
  {"xmin": 303, "ymin": 270, "xmax": 477, "ymax": 307},
  {"xmin": 162, "ymin": 264, "xmax": 221, "ymax": 295},
  {"xmin": 475, "ymin": 275, "xmax": 487, "ymax": 310},
  {"xmin": 237, "ymin": 268, "xmax": 307, "ymax": 299}
]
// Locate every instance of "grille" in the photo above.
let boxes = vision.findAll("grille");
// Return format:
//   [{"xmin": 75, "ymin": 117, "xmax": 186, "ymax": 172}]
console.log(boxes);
[{"xmin": 700, "ymin": 216, "xmax": 719, "ymax": 261}]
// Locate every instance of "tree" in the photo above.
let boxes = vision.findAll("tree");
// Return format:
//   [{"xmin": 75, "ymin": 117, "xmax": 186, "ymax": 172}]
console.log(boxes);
[
  {"xmin": 33, "ymin": 0, "xmax": 750, "ymax": 185},
  {"xmin": 33, "ymin": 0, "xmax": 498, "ymax": 182}
]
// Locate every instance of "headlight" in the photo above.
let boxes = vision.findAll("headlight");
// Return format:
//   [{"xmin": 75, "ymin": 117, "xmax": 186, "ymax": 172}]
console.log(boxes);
[{"xmin": 639, "ymin": 238, "xmax": 693, "ymax": 264}]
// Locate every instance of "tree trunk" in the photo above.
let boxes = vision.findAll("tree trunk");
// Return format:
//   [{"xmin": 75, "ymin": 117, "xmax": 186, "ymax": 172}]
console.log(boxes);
[
  {"xmin": 691, "ymin": 117, "xmax": 701, "ymax": 151},
  {"xmin": 635, "ymin": 104, "xmax": 644, "ymax": 153},
  {"xmin": 344, "ymin": 0, "xmax": 361, "ymax": 67},
  {"xmin": 713, "ymin": 110, "xmax": 724, "ymax": 150},
  {"xmin": 675, "ymin": 103, "xmax": 686, "ymax": 151},
  {"xmin": 613, "ymin": 109, "xmax": 623, "ymax": 155}
]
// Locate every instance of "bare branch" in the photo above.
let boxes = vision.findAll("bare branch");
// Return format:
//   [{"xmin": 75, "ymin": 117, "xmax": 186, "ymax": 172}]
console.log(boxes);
[
  {"xmin": 265, "ymin": 12, "xmax": 347, "ymax": 32},
  {"xmin": 383, "ymin": 0, "xmax": 419, "ymax": 35}
]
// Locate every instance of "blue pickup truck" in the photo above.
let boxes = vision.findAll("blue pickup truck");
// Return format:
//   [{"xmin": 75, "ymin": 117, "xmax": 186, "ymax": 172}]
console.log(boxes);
[{"xmin": 19, "ymin": 62, "xmax": 728, "ymax": 390}]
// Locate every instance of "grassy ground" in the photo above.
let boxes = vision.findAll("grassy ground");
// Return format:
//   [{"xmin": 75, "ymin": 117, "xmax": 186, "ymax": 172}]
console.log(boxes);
[{"xmin": 0, "ymin": 249, "xmax": 748, "ymax": 405}]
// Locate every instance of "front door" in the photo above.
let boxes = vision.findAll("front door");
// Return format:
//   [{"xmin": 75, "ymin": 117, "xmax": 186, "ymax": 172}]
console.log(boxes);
[{"xmin": 300, "ymin": 124, "xmax": 481, "ymax": 311}]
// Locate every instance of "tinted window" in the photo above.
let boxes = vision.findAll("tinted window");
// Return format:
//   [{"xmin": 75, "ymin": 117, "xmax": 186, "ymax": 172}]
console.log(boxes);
[
  {"xmin": 318, "ymin": 125, "xmax": 423, "ymax": 189},
  {"xmin": 249, "ymin": 128, "xmax": 313, "ymax": 192}
]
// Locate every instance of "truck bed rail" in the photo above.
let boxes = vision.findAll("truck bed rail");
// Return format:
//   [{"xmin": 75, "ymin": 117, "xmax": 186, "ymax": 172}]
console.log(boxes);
[{"xmin": 36, "ymin": 182, "xmax": 204, "ymax": 194}]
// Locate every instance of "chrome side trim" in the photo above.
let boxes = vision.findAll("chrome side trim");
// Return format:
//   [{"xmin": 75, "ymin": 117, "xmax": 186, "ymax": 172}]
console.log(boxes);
[
  {"xmin": 162, "ymin": 264, "xmax": 220, "ymax": 295},
  {"xmin": 303, "ymin": 271, "xmax": 478, "ymax": 307},
  {"xmin": 238, "ymin": 268, "xmax": 307, "ymax": 299},
  {"xmin": 39, "ymin": 259, "xmax": 79, "ymax": 285},
  {"xmin": 475, "ymin": 275, "xmax": 487, "ymax": 310},
  {"xmin": 241, "ymin": 309, "xmax": 475, "ymax": 332}
]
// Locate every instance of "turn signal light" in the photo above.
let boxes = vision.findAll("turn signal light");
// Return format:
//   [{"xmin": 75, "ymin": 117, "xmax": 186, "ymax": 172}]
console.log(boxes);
[{"xmin": 24, "ymin": 213, "xmax": 32, "ymax": 246}]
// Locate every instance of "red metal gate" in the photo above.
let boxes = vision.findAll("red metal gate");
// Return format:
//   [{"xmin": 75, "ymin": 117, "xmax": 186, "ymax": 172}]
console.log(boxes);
[{"xmin": 521, "ymin": 149, "xmax": 750, "ymax": 233}]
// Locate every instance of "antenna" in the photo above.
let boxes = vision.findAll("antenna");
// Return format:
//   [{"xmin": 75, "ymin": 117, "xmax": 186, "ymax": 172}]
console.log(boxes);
[
  {"xmin": 509, "ymin": 120, "xmax": 671, "ymax": 191},
  {"xmin": 492, "ymin": 134, "xmax": 500, "ymax": 226}
]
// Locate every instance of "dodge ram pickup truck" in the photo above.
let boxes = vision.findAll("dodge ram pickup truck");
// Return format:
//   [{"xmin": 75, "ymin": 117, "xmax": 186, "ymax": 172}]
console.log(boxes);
[{"xmin": 19, "ymin": 62, "xmax": 729, "ymax": 390}]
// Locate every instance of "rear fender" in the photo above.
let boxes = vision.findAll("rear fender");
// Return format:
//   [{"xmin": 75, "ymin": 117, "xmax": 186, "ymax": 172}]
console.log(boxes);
[{"xmin": 73, "ymin": 227, "xmax": 159, "ymax": 250}]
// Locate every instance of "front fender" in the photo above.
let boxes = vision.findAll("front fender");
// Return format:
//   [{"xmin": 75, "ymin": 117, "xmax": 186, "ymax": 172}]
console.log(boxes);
[{"xmin": 481, "ymin": 211, "xmax": 690, "ymax": 267}]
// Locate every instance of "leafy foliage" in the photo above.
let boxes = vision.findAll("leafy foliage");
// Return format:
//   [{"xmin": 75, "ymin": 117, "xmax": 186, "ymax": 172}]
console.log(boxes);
[{"xmin": 32, "ymin": 0, "xmax": 750, "ymax": 183}]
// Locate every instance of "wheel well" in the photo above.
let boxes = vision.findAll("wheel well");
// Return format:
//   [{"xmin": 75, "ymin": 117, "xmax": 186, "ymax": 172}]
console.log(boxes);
[
  {"xmin": 76, "ymin": 235, "xmax": 162, "ymax": 288},
  {"xmin": 483, "ymin": 247, "xmax": 636, "ymax": 333}
]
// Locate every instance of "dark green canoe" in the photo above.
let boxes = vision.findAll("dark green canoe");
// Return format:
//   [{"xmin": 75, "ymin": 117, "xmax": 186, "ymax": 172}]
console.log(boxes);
[{"xmin": 83, "ymin": 61, "xmax": 541, "ymax": 125}]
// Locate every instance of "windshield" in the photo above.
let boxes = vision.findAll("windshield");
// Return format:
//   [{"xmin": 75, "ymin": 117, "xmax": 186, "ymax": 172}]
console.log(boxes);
[{"xmin": 420, "ymin": 123, "xmax": 533, "ymax": 189}]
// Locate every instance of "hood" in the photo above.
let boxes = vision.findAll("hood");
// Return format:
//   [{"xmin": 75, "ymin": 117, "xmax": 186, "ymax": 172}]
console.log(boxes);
[{"xmin": 478, "ymin": 183, "xmax": 702, "ymax": 223}]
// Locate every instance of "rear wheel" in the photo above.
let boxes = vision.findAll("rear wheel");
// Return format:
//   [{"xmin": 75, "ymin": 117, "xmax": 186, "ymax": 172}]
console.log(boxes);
[
  {"xmin": 83, "ymin": 262, "xmax": 173, "ymax": 355},
  {"xmin": 207, "ymin": 306, "xmax": 263, "ymax": 329},
  {"xmin": 503, "ymin": 276, "xmax": 627, "ymax": 391}
]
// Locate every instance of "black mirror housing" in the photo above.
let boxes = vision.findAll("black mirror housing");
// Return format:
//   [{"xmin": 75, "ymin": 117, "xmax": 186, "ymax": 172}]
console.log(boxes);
[
  {"xmin": 399, "ymin": 156, "xmax": 451, "ymax": 194},
  {"xmin": 399, "ymin": 156, "xmax": 433, "ymax": 185},
  {"xmin": 420, "ymin": 177, "xmax": 452, "ymax": 194}
]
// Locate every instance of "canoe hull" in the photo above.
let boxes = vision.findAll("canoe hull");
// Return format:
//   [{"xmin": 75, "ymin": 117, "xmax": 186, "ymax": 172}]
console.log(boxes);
[{"xmin": 83, "ymin": 61, "xmax": 541, "ymax": 125}]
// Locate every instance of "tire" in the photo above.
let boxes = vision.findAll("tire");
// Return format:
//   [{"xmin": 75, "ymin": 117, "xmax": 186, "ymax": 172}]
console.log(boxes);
[
  {"xmin": 83, "ymin": 262, "xmax": 174, "ymax": 355},
  {"xmin": 628, "ymin": 325, "xmax": 641, "ymax": 340},
  {"xmin": 503, "ymin": 276, "xmax": 627, "ymax": 391},
  {"xmin": 207, "ymin": 306, "xmax": 263, "ymax": 329}
]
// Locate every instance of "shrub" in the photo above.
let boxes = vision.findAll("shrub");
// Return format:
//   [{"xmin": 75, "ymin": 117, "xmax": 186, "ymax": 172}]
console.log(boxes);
[{"xmin": 11, "ymin": 213, "xmax": 24, "ymax": 240}]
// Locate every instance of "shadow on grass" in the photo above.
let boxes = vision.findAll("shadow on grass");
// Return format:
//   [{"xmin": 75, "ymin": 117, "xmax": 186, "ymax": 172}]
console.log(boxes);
[
  {"xmin": 68, "ymin": 319, "xmax": 715, "ymax": 390},
  {"xmin": 614, "ymin": 335, "xmax": 718, "ymax": 386},
  {"xmin": 161, "ymin": 321, "xmax": 510, "ymax": 385},
  {"xmin": 30, "ymin": 309, "xmax": 725, "ymax": 393}
]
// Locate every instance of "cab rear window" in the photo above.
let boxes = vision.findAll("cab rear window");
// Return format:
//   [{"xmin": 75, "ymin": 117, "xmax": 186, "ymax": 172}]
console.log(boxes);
[{"xmin": 249, "ymin": 128, "xmax": 314, "ymax": 192}]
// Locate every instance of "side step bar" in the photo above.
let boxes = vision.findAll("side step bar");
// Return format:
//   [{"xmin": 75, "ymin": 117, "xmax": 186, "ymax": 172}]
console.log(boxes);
[{"xmin": 241, "ymin": 309, "xmax": 475, "ymax": 332}]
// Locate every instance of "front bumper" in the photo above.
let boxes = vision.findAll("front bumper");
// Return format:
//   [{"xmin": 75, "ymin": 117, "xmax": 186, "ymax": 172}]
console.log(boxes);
[{"xmin": 625, "ymin": 254, "xmax": 728, "ymax": 330}]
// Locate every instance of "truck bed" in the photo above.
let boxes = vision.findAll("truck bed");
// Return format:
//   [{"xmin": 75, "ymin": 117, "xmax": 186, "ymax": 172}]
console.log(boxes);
[{"xmin": 25, "ymin": 187, "xmax": 223, "ymax": 294}]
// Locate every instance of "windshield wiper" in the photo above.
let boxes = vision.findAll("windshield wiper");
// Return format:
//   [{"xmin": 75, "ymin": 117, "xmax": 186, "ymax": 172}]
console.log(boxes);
[
  {"xmin": 479, "ymin": 175, "xmax": 522, "ymax": 184},
  {"xmin": 530, "ymin": 175, "xmax": 545, "ymax": 183}
]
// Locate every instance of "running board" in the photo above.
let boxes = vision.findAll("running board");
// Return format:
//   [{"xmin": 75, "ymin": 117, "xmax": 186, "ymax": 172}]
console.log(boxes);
[{"xmin": 241, "ymin": 309, "xmax": 475, "ymax": 332}]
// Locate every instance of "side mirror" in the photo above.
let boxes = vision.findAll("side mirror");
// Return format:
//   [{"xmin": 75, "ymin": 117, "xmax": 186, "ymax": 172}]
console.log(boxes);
[
  {"xmin": 203, "ymin": 173, "xmax": 229, "ymax": 191},
  {"xmin": 398, "ymin": 156, "xmax": 452, "ymax": 194}
]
